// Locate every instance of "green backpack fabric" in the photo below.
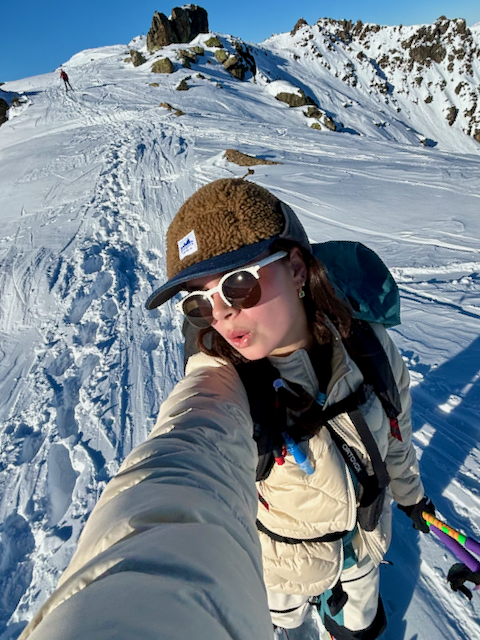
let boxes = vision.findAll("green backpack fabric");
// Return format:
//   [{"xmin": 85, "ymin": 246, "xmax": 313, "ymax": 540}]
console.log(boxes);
[{"xmin": 313, "ymin": 241, "xmax": 400, "ymax": 328}]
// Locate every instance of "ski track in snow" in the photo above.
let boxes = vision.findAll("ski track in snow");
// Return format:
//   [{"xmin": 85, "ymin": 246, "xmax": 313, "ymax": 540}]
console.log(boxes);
[{"xmin": 0, "ymin": 35, "xmax": 480, "ymax": 639}]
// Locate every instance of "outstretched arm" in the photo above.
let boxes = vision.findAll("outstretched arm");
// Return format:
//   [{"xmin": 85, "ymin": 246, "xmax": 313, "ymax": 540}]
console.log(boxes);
[{"xmin": 20, "ymin": 353, "xmax": 272, "ymax": 640}]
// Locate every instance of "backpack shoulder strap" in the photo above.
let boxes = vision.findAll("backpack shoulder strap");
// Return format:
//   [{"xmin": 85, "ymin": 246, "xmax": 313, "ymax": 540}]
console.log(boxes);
[
  {"xmin": 345, "ymin": 319, "xmax": 403, "ymax": 441},
  {"xmin": 236, "ymin": 359, "xmax": 287, "ymax": 481}
]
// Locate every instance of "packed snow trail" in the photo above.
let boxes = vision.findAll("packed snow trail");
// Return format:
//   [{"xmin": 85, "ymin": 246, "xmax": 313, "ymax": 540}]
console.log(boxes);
[{"xmin": 0, "ymin": 34, "xmax": 480, "ymax": 640}]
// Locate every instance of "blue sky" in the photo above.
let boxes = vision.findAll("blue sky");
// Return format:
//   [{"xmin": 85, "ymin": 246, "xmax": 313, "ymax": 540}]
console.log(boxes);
[{"xmin": 2, "ymin": 0, "xmax": 480, "ymax": 83}]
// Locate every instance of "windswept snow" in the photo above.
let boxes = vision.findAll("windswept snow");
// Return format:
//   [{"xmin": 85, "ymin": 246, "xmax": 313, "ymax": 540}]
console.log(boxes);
[{"xmin": 0, "ymin": 28, "xmax": 479, "ymax": 640}]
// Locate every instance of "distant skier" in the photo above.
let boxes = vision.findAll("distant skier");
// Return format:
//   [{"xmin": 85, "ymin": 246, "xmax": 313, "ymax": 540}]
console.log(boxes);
[{"xmin": 59, "ymin": 69, "xmax": 73, "ymax": 92}]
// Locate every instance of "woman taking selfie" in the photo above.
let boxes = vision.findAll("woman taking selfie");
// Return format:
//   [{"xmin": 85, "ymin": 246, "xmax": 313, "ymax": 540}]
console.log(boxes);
[{"xmin": 145, "ymin": 178, "xmax": 433, "ymax": 639}]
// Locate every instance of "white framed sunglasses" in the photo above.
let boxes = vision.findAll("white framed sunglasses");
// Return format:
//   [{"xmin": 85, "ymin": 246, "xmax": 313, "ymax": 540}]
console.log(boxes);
[{"xmin": 175, "ymin": 250, "xmax": 288, "ymax": 328}]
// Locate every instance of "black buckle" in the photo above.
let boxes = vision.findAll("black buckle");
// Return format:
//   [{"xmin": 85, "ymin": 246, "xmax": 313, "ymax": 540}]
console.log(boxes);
[{"xmin": 327, "ymin": 581, "xmax": 348, "ymax": 617}]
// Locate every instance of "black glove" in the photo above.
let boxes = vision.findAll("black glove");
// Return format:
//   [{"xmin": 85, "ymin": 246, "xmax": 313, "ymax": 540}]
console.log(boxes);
[
  {"xmin": 398, "ymin": 496, "xmax": 435, "ymax": 533},
  {"xmin": 447, "ymin": 563, "xmax": 480, "ymax": 600}
]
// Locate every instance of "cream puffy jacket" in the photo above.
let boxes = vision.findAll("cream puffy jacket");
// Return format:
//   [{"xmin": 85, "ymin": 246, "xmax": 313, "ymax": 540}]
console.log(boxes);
[
  {"xmin": 157, "ymin": 322, "xmax": 423, "ymax": 598},
  {"xmin": 256, "ymin": 323, "xmax": 424, "ymax": 596}
]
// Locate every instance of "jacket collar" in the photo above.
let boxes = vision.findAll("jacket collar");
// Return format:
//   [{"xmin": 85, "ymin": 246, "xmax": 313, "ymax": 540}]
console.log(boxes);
[{"xmin": 268, "ymin": 319, "xmax": 354, "ymax": 403}]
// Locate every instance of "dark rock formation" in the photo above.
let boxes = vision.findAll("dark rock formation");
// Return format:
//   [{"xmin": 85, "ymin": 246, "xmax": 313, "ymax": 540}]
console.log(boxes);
[
  {"xmin": 171, "ymin": 7, "xmax": 192, "ymax": 42},
  {"xmin": 322, "ymin": 115, "xmax": 337, "ymax": 131},
  {"xmin": 223, "ymin": 55, "xmax": 239, "ymax": 70},
  {"xmin": 304, "ymin": 106, "xmax": 322, "ymax": 118},
  {"xmin": 147, "ymin": 12, "xmax": 177, "ymax": 51},
  {"xmin": 291, "ymin": 18, "xmax": 308, "ymax": 36},
  {"xmin": 187, "ymin": 6, "xmax": 209, "ymax": 39},
  {"xmin": 147, "ymin": 6, "xmax": 209, "ymax": 52},
  {"xmin": 0, "ymin": 97, "xmax": 8, "ymax": 127},
  {"xmin": 275, "ymin": 89, "xmax": 317, "ymax": 108},
  {"xmin": 130, "ymin": 50, "xmax": 146, "ymax": 67},
  {"xmin": 233, "ymin": 41, "xmax": 257, "ymax": 78},
  {"xmin": 176, "ymin": 78, "xmax": 190, "ymax": 91},
  {"xmin": 177, "ymin": 49, "xmax": 197, "ymax": 68},
  {"xmin": 446, "ymin": 106, "xmax": 459, "ymax": 126}
]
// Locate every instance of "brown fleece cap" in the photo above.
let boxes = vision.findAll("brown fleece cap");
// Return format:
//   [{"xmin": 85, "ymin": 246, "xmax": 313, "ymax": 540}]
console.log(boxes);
[
  {"xmin": 146, "ymin": 178, "xmax": 311, "ymax": 309},
  {"xmin": 167, "ymin": 178, "xmax": 285, "ymax": 277}
]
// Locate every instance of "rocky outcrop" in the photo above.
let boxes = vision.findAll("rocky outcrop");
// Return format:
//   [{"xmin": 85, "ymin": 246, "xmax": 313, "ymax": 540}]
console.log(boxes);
[
  {"xmin": 225, "ymin": 149, "xmax": 282, "ymax": 166},
  {"xmin": 147, "ymin": 12, "xmax": 177, "ymax": 51},
  {"xmin": 147, "ymin": 6, "xmax": 209, "ymax": 51},
  {"xmin": 151, "ymin": 58, "xmax": 174, "ymax": 74},
  {"xmin": 303, "ymin": 106, "xmax": 338, "ymax": 131},
  {"xmin": 177, "ymin": 49, "xmax": 197, "ymax": 68},
  {"xmin": 205, "ymin": 36, "xmax": 222, "ymax": 47},
  {"xmin": 130, "ymin": 50, "xmax": 146, "ymax": 67},
  {"xmin": 232, "ymin": 41, "xmax": 257, "ymax": 78},
  {"xmin": 446, "ymin": 106, "xmax": 459, "ymax": 126},
  {"xmin": 214, "ymin": 49, "xmax": 228, "ymax": 63},
  {"xmin": 176, "ymin": 78, "xmax": 190, "ymax": 91},
  {"xmin": 171, "ymin": 6, "xmax": 208, "ymax": 42},
  {"xmin": 159, "ymin": 102, "xmax": 185, "ymax": 116},
  {"xmin": 275, "ymin": 89, "xmax": 317, "ymax": 108},
  {"xmin": 208, "ymin": 38, "xmax": 256, "ymax": 81},
  {"xmin": 0, "ymin": 97, "xmax": 8, "ymax": 127},
  {"xmin": 291, "ymin": 18, "xmax": 308, "ymax": 36}
]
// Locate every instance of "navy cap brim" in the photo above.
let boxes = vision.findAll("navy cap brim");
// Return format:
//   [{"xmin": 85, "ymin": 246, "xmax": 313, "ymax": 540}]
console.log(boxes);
[{"xmin": 145, "ymin": 237, "xmax": 278, "ymax": 310}]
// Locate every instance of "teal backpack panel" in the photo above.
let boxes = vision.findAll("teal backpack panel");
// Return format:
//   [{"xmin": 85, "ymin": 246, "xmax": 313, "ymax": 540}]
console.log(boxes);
[{"xmin": 313, "ymin": 241, "xmax": 401, "ymax": 328}]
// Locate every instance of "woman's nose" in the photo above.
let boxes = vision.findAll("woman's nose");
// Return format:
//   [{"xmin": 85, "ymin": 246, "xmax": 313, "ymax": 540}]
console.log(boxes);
[{"xmin": 211, "ymin": 292, "xmax": 238, "ymax": 322}]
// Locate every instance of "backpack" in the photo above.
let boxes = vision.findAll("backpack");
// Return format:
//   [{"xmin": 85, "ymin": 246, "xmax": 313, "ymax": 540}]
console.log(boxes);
[{"xmin": 182, "ymin": 241, "xmax": 402, "ymax": 532}]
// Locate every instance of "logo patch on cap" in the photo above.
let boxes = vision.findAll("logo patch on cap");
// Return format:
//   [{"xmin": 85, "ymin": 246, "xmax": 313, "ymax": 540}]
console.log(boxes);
[{"xmin": 178, "ymin": 230, "xmax": 198, "ymax": 260}]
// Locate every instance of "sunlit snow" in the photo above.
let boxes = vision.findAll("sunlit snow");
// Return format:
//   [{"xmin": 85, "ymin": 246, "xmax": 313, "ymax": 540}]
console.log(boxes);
[{"xmin": 0, "ymin": 24, "xmax": 479, "ymax": 640}]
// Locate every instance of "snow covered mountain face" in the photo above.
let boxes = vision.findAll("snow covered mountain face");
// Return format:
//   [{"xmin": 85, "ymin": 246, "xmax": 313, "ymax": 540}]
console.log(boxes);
[
  {"xmin": 0, "ymin": 9, "xmax": 480, "ymax": 640},
  {"xmin": 280, "ymin": 16, "xmax": 480, "ymax": 150}
]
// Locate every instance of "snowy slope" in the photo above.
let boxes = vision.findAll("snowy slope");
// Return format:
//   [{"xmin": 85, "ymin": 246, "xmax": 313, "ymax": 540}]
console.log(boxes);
[{"xmin": 0, "ymin": 25, "xmax": 480, "ymax": 640}]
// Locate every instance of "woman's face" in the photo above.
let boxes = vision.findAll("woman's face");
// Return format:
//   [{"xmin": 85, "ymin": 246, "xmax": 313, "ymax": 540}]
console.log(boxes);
[{"xmin": 187, "ymin": 248, "xmax": 311, "ymax": 360}]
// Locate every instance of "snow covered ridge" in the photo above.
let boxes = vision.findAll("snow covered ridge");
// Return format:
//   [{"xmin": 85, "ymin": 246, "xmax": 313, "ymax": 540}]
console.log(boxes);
[
  {"xmin": 268, "ymin": 15, "xmax": 480, "ymax": 145},
  {"xmin": 116, "ymin": 12, "xmax": 480, "ymax": 150}
]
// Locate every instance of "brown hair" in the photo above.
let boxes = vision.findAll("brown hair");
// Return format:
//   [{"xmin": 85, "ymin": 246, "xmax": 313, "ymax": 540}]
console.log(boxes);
[{"xmin": 196, "ymin": 241, "xmax": 352, "ymax": 364}]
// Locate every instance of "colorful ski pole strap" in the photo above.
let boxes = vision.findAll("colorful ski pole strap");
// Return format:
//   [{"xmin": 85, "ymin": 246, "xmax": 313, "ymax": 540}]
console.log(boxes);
[{"xmin": 422, "ymin": 512, "xmax": 480, "ymax": 558}]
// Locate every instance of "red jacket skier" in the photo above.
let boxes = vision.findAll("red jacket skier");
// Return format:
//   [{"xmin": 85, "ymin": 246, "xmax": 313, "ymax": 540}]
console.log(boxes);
[{"xmin": 60, "ymin": 69, "xmax": 73, "ymax": 92}]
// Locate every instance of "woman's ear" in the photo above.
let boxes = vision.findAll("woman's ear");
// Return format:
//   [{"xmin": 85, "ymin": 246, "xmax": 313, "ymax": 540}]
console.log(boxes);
[{"xmin": 287, "ymin": 247, "xmax": 307, "ymax": 289}]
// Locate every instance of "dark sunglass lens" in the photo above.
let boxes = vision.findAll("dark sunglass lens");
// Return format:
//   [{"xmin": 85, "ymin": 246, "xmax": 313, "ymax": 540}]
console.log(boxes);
[
  {"xmin": 182, "ymin": 295, "xmax": 213, "ymax": 328},
  {"xmin": 223, "ymin": 272, "xmax": 261, "ymax": 309}
]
